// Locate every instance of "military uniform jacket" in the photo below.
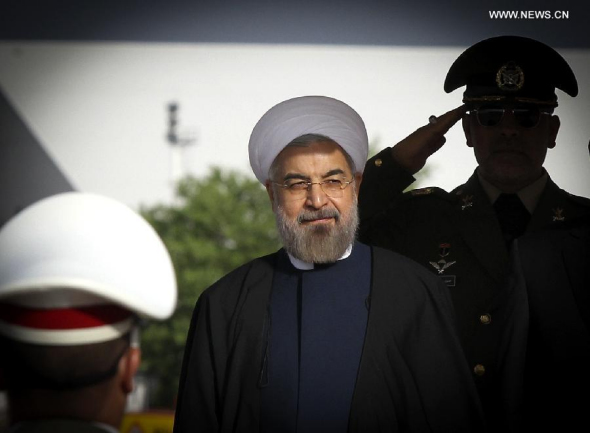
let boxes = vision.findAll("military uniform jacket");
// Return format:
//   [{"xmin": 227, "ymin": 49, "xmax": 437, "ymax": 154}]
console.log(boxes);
[
  {"xmin": 512, "ymin": 217, "xmax": 590, "ymax": 432},
  {"xmin": 358, "ymin": 148, "xmax": 590, "ymax": 428},
  {"xmin": 173, "ymin": 247, "xmax": 485, "ymax": 433}
]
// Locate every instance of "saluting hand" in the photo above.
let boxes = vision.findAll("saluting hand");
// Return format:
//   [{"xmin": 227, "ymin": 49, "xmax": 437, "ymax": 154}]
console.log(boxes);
[{"xmin": 391, "ymin": 105, "xmax": 467, "ymax": 175}]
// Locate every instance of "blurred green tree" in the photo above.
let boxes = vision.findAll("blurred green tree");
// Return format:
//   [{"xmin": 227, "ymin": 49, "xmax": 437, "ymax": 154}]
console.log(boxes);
[{"xmin": 139, "ymin": 167, "xmax": 280, "ymax": 408}]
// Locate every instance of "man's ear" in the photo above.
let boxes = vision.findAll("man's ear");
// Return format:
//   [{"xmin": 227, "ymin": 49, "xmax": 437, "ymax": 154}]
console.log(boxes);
[
  {"xmin": 462, "ymin": 114, "xmax": 474, "ymax": 148},
  {"xmin": 265, "ymin": 181, "xmax": 276, "ymax": 208},
  {"xmin": 119, "ymin": 347, "xmax": 141, "ymax": 395},
  {"xmin": 547, "ymin": 115, "xmax": 560, "ymax": 149}
]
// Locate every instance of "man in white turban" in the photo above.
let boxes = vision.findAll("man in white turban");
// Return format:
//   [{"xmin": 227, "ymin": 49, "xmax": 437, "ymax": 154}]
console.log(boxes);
[{"xmin": 173, "ymin": 96, "xmax": 485, "ymax": 433}]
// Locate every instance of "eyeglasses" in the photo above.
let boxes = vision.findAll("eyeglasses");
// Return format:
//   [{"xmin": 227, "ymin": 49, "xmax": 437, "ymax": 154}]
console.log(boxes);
[
  {"xmin": 272, "ymin": 177, "xmax": 354, "ymax": 200},
  {"xmin": 470, "ymin": 105, "xmax": 551, "ymax": 129}
]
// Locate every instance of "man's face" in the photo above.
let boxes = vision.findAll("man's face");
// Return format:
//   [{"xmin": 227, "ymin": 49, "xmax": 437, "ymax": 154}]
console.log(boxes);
[
  {"xmin": 266, "ymin": 140, "xmax": 362, "ymax": 263},
  {"xmin": 462, "ymin": 103, "xmax": 560, "ymax": 192}
]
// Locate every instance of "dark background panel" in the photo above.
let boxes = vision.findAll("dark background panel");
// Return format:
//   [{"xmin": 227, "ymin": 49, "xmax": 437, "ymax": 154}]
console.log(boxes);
[{"xmin": 1, "ymin": 0, "xmax": 588, "ymax": 47}]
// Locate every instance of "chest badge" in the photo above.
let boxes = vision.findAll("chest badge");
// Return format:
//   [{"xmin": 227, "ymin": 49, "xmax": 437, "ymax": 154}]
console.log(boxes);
[
  {"xmin": 430, "ymin": 243, "xmax": 457, "ymax": 275},
  {"xmin": 552, "ymin": 207, "xmax": 565, "ymax": 222}
]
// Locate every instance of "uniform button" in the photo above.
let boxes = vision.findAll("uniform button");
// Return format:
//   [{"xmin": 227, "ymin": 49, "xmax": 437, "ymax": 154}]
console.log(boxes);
[
  {"xmin": 374, "ymin": 158, "xmax": 383, "ymax": 167},
  {"xmin": 480, "ymin": 314, "xmax": 492, "ymax": 325},
  {"xmin": 473, "ymin": 364, "xmax": 486, "ymax": 376}
]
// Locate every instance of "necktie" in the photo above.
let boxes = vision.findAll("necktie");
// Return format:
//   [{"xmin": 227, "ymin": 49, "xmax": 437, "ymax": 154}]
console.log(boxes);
[{"xmin": 493, "ymin": 193, "xmax": 531, "ymax": 246}]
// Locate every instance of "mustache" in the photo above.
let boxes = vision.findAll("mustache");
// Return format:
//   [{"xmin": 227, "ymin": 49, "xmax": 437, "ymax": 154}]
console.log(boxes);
[
  {"xmin": 489, "ymin": 140, "xmax": 530, "ymax": 156},
  {"xmin": 297, "ymin": 208, "xmax": 340, "ymax": 224},
  {"xmin": 492, "ymin": 138, "xmax": 524, "ymax": 149}
]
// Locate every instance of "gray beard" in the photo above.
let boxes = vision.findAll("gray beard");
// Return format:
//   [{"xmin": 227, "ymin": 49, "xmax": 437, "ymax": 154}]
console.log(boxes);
[{"xmin": 275, "ymin": 196, "xmax": 359, "ymax": 264}]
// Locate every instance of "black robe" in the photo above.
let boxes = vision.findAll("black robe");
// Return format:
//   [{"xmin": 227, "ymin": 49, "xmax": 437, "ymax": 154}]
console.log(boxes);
[{"xmin": 173, "ymin": 246, "xmax": 485, "ymax": 433}]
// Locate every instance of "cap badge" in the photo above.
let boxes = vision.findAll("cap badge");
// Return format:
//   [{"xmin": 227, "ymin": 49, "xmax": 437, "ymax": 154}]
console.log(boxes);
[{"xmin": 496, "ymin": 62, "xmax": 524, "ymax": 92}]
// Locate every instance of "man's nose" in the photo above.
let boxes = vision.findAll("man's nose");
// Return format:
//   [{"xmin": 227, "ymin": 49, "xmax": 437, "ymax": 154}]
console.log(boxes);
[
  {"xmin": 499, "ymin": 110, "xmax": 520, "ymax": 138},
  {"xmin": 304, "ymin": 183, "xmax": 329, "ymax": 209}
]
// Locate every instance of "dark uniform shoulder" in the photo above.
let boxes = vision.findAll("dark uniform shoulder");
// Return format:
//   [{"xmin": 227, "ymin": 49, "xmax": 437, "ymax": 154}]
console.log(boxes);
[
  {"xmin": 565, "ymin": 191, "xmax": 590, "ymax": 208},
  {"xmin": 542, "ymin": 185, "xmax": 590, "ymax": 224},
  {"xmin": 450, "ymin": 183, "xmax": 471, "ymax": 196}
]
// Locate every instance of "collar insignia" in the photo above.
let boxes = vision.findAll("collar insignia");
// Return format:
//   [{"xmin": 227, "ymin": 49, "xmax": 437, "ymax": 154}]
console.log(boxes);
[
  {"xmin": 461, "ymin": 194, "xmax": 474, "ymax": 210},
  {"xmin": 552, "ymin": 207, "xmax": 565, "ymax": 222}
]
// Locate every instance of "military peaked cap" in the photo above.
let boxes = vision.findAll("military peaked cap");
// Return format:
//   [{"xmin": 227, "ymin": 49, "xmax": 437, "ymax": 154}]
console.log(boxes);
[{"xmin": 444, "ymin": 35, "xmax": 578, "ymax": 106}]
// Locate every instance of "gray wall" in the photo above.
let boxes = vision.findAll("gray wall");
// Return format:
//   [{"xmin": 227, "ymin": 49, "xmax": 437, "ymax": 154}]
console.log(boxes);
[{"xmin": 0, "ymin": 88, "xmax": 74, "ymax": 227}]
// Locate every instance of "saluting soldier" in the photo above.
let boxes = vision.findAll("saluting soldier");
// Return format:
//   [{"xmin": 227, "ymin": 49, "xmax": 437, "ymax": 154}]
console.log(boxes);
[{"xmin": 358, "ymin": 35, "xmax": 590, "ymax": 430}]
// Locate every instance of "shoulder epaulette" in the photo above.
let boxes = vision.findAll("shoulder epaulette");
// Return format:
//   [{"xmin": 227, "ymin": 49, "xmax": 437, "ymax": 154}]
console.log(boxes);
[
  {"xmin": 410, "ymin": 187, "xmax": 435, "ymax": 196},
  {"xmin": 405, "ymin": 186, "xmax": 453, "ymax": 200}
]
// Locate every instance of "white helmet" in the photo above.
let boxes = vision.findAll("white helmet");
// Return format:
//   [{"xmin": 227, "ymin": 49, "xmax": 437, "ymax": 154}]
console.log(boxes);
[{"xmin": 0, "ymin": 192, "xmax": 177, "ymax": 345}]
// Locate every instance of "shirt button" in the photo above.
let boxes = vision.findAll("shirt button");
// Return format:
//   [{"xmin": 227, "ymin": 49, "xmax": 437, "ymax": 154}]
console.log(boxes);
[
  {"xmin": 374, "ymin": 158, "xmax": 383, "ymax": 167},
  {"xmin": 473, "ymin": 364, "xmax": 486, "ymax": 376},
  {"xmin": 480, "ymin": 314, "xmax": 492, "ymax": 325}
]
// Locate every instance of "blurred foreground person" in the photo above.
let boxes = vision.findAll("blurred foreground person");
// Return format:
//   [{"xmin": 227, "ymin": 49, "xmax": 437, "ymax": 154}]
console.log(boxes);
[
  {"xmin": 0, "ymin": 192, "xmax": 177, "ymax": 433},
  {"xmin": 173, "ymin": 96, "xmax": 484, "ymax": 433},
  {"xmin": 359, "ymin": 35, "xmax": 590, "ymax": 429}
]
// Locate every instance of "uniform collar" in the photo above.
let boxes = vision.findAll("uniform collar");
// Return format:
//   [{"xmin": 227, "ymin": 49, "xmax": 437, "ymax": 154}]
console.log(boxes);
[
  {"xmin": 477, "ymin": 170, "xmax": 548, "ymax": 214},
  {"xmin": 287, "ymin": 243, "xmax": 353, "ymax": 270}
]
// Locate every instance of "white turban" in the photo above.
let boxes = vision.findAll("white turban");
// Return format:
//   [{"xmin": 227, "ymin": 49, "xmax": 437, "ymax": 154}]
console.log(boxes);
[{"xmin": 248, "ymin": 96, "xmax": 369, "ymax": 183}]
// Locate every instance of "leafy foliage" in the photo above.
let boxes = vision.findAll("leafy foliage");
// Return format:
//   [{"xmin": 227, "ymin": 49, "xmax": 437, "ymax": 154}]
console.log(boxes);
[{"xmin": 139, "ymin": 167, "xmax": 281, "ymax": 408}]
